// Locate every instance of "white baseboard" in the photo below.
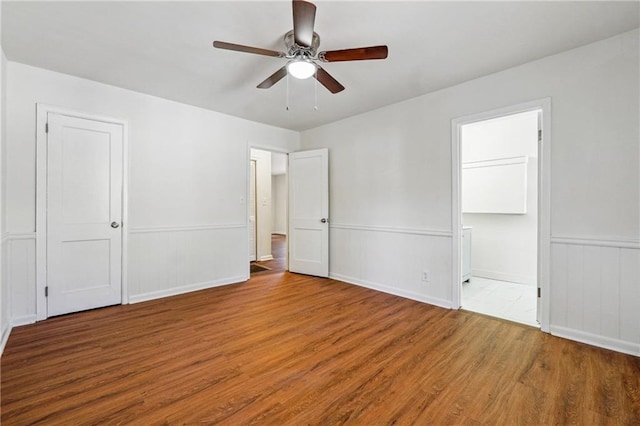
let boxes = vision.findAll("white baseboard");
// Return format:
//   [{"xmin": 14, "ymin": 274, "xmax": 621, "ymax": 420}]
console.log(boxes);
[
  {"xmin": 259, "ymin": 255, "xmax": 274, "ymax": 261},
  {"xmin": 550, "ymin": 325, "xmax": 640, "ymax": 357},
  {"xmin": 129, "ymin": 275, "xmax": 247, "ymax": 304},
  {"xmin": 329, "ymin": 273, "xmax": 452, "ymax": 309},
  {"xmin": 472, "ymin": 269, "xmax": 535, "ymax": 286},
  {"xmin": 0, "ymin": 323, "xmax": 12, "ymax": 357},
  {"xmin": 11, "ymin": 315, "xmax": 37, "ymax": 327}
]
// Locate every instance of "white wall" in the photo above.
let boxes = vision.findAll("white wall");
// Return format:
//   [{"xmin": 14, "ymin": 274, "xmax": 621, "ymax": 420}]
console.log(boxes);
[
  {"xmin": 271, "ymin": 152, "xmax": 287, "ymax": 176},
  {"xmin": 5, "ymin": 62, "xmax": 299, "ymax": 316},
  {"xmin": 250, "ymin": 148, "xmax": 272, "ymax": 261},
  {"xmin": 1, "ymin": 0, "xmax": 11, "ymax": 354},
  {"xmin": 272, "ymin": 174, "xmax": 287, "ymax": 235},
  {"xmin": 271, "ymin": 152, "xmax": 287, "ymax": 235},
  {"xmin": 301, "ymin": 30, "xmax": 639, "ymax": 355},
  {"xmin": 462, "ymin": 110, "xmax": 538, "ymax": 285}
]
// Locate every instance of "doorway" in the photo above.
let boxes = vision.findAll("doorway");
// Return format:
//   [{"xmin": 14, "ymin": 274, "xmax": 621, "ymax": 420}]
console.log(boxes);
[
  {"xmin": 451, "ymin": 99, "xmax": 551, "ymax": 332},
  {"xmin": 460, "ymin": 110, "xmax": 539, "ymax": 326},
  {"xmin": 249, "ymin": 149, "xmax": 288, "ymax": 275}
]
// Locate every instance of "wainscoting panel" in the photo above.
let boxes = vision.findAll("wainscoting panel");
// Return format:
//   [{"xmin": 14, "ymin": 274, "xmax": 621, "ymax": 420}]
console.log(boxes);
[
  {"xmin": 550, "ymin": 237, "xmax": 640, "ymax": 356},
  {"xmin": 1, "ymin": 235, "xmax": 11, "ymax": 354},
  {"xmin": 329, "ymin": 224, "xmax": 453, "ymax": 308},
  {"xmin": 128, "ymin": 225, "xmax": 248, "ymax": 302},
  {"xmin": 6, "ymin": 234, "xmax": 37, "ymax": 325}
]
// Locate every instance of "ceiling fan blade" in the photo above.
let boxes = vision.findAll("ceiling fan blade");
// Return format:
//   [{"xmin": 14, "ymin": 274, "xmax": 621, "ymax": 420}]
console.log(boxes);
[
  {"xmin": 257, "ymin": 66, "xmax": 288, "ymax": 89},
  {"xmin": 319, "ymin": 45, "xmax": 388, "ymax": 62},
  {"xmin": 292, "ymin": 0, "xmax": 316, "ymax": 47},
  {"xmin": 213, "ymin": 41, "xmax": 284, "ymax": 58},
  {"xmin": 314, "ymin": 66, "xmax": 345, "ymax": 94}
]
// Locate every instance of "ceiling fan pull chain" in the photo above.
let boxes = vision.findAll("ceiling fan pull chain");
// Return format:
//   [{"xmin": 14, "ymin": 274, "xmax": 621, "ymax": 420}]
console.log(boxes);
[
  {"xmin": 286, "ymin": 72, "xmax": 290, "ymax": 111},
  {"xmin": 314, "ymin": 69, "xmax": 318, "ymax": 111}
]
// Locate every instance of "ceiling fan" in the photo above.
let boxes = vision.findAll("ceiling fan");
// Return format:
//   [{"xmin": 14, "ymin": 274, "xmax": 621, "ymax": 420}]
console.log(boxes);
[{"xmin": 213, "ymin": 0, "xmax": 388, "ymax": 94}]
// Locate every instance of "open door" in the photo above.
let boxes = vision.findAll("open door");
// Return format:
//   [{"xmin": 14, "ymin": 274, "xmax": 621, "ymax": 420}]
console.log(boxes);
[{"xmin": 288, "ymin": 149, "xmax": 329, "ymax": 277}]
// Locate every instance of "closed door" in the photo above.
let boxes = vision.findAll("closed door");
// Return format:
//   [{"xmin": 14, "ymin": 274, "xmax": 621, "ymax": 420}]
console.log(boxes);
[
  {"xmin": 47, "ymin": 113, "xmax": 123, "ymax": 317},
  {"xmin": 288, "ymin": 149, "xmax": 329, "ymax": 277}
]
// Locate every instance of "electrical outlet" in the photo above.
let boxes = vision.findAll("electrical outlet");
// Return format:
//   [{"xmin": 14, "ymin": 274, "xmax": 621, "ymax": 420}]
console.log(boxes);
[{"xmin": 422, "ymin": 271, "xmax": 429, "ymax": 282}]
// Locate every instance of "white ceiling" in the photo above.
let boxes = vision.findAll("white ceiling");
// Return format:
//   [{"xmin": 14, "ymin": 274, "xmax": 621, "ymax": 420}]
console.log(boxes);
[{"xmin": 2, "ymin": 1, "xmax": 638, "ymax": 131}]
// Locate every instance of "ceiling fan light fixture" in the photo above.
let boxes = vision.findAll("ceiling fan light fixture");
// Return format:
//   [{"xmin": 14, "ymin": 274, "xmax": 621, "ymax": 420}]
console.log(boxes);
[{"xmin": 287, "ymin": 59, "xmax": 316, "ymax": 79}]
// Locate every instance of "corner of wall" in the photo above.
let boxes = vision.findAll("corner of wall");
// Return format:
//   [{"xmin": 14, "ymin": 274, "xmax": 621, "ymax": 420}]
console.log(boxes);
[{"xmin": 1, "ymin": 25, "xmax": 11, "ymax": 356}]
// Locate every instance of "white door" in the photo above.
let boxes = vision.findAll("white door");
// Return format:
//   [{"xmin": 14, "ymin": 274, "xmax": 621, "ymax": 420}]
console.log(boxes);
[
  {"xmin": 47, "ymin": 113, "xmax": 123, "ymax": 316},
  {"xmin": 249, "ymin": 160, "xmax": 257, "ymax": 262},
  {"xmin": 288, "ymin": 149, "xmax": 329, "ymax": 277}
]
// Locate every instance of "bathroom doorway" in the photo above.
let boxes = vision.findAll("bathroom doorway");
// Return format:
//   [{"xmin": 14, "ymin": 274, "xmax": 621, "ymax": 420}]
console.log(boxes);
[
  {"xmin": 460, "ymin": 110, "xmax": 539, "ymax": 326},
  {"xmin": 452, "ymin": 99, "xmax": 551, "ymax": 330}
]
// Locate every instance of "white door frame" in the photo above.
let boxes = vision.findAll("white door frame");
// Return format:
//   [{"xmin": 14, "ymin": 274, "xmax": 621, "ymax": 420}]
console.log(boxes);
[
  {"xmin": 246, "ymin": 143, "xmax": 290, "ymax": 278},
  {"xmin": 249, "ymin": 159, "xmax": 258, "ymax": 262},
  {"xmin": 451, "ymin": 98, "xmax": 551, "ymax": 332},
  {"xmin": 35, "ymin": 104, "xmax": 129, "ymax": 321}
]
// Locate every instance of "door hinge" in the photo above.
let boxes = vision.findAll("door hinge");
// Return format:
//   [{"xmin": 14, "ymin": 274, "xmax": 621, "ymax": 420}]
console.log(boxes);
[
  {"xmin": 45, "ymin": 123, "xmax": 49, "ymax": 133},
  {"xmin": 537, "ymin": 129, "xmax": 542, "ymax": 142},
  {"xmin": 537, "ymin": 287, "xmax": 541, "ymax": 298},
  {"xmin": 45, "ymin": 286, "xmax": 49, "ymax": 297}
]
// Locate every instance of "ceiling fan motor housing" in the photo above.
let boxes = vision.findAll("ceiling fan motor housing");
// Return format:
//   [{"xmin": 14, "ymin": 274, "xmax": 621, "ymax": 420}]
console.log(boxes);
[{"xmin": 284, "ymin": 30, "xmax": 320, "ymax": 59}]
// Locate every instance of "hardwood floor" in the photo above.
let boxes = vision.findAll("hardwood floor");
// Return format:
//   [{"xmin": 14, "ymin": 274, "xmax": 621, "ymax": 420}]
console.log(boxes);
[
  {"xmin": 2, "ymin": 272, "xmax": 639, "ymax": 424},
  {"xmin": 251, "ymin": 234, "xmax": 286, "ymax": 275}
]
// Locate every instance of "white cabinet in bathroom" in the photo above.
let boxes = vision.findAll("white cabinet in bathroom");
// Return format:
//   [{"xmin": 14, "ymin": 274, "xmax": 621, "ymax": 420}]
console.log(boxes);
[{"xmin": 462, "ymin": 227, "xmax": 472, "ymax": 282}]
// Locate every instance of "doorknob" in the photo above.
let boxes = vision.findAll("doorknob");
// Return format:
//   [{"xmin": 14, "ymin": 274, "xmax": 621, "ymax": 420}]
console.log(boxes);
[
  {"xmin": 320, "ymin": 218, "xmax": 328, "ymax": 223},
  {"xmin": 111, "ymin": 222, "xmax": 120, "ymax": 229}
]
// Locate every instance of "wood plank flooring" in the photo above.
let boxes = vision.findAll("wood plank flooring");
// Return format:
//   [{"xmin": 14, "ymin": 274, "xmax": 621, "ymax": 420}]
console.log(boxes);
[
  {"xmin": 251, "ymin": 234, "xmax": 286, "ymax": 275},
  {"xmin": 2, "ymin": 272, "xmax": 639, "ymax": 424}
]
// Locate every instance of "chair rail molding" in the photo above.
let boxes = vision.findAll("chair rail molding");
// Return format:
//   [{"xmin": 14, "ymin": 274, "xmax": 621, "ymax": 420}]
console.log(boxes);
[
  {"xmin": 551, "ymin": 235, "xmax": 640, "ymax": 249},
  {"xmin": 329, "ymin": 223, "xmax": 452, "ymax": 238},
  {"xmin": 129, "ymin": 223, "xmax": 246, "ymax": 234}
]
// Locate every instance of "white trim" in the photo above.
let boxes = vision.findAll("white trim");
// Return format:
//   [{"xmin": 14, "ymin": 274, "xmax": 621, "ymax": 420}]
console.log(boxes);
[
  {"xmin": 451, "ymin": 118, "xmax": 462, "ymax": 309},
  {"xmin": 330, "ymin": 223, "xmax": 453, "ymax": 238},
  {"xmin": 129, "ymin": 224, "xmax": 246, "ymax": 234},
  {"xmin": 4, "ymin": 233, "xmax": 36, "ymax": 241},
  {"xmin": 330, "ymin": 273, "xmax": 452, "ymax": 309},
  {"xmin": 11, "ymin": 315, "xmax": 37, "ymax": 327},
  {"xmin": 247, "ymin": 144, "xmax": 291, "ymax": 155},
  {"xmin": 0, "ymin": 324, "xmax": 12, "ymax": 356},
  {"xmin": 36, "ymin": 104, "xmax": 47, "ymax": 321},
  {"xmin": 128, "ymin": 275, "xmax": 247, "ymax": 304},
  {"xmin": 121, "ymin": 118, "xmax": 130, "ymax": 305},
  {"xmin": 36, "ymin": 103, "xmax": 129, "ymax": 320},
  {"xmin": 551, "ymin": 236, "xmax": 640, "ymax": 249},
  {"xmin": 550, "ymin": 325, "xmax": 640, "ymax": 357},
  {"xmin": 451, "ymin": 98, "xmax": 552, "ymax": 333},
  {"xmin": 259, "ymin": 255, "xmax": 274, "ymax": 262}
]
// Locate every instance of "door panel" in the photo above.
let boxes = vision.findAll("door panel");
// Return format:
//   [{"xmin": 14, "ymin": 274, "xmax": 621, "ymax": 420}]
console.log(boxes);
[
  {"xmin": 288, "ymin": 149, "xmax": 329, "ymax": 277},
  {"xmin": 61, "ymin": 240, "xmax": 112, "ymax": 291},
  {"xmin": 47, "ymin": 113, "xmax": 123, "ymax": 316},
  {"xmin": 61, "ymin": 127, "xmax": 112, "ymax": 223}
]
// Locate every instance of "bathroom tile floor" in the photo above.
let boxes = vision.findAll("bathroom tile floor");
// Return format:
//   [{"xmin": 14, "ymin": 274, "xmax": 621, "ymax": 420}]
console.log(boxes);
[{"xmin": 462, "ymin": 277, "xmax": 538, "ymax": 327}]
